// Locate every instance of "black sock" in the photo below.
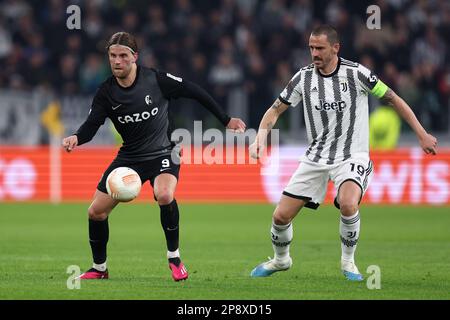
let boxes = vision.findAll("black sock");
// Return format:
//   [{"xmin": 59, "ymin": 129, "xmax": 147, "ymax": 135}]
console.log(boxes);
[
  {"xmin": 168, "ymin": 257, "xmax": 181, "ymax": 267},
  {"xmin": 89, "ymin": 218, "xmax": 109, "ymax": 265},
  {"xmin": 160, "ymin": 199, "xmax": 179, "ymax": 252}
]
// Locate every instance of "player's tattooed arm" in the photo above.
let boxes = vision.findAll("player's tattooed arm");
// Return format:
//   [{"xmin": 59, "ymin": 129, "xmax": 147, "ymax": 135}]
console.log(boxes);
[
  {"xmin": 250, "ymin": 99, "xmax": 289, "ymax": 158},
  {"xmin": 253, "ymin": 99, "xmax": 287, "ymax": 147},
  {"xmin": 382, "ymin": 88, "xmax": 438, "ymax": 155},
  {"xmin": 269, "ymin": 98, "xmax": 289, "ymax": 116},
  {"xmin": 380, "ymin": 88, "xmax": 397, "ymax": 106},
  {"xmin": 271, "ymin": 99, "xmax": 283, "ymax": 109}
]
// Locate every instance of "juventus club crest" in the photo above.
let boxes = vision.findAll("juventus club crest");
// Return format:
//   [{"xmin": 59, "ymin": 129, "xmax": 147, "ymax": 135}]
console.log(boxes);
[
  {"xmin": 145, "ymin": 95, "xmax": 152, "ymax": 106},
  {"xmin": 340, "ymin": 81, "xmax": 348, "ymax": 92}
]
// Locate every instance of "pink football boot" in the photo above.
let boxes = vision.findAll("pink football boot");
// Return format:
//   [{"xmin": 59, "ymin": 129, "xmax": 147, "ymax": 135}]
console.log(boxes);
[
  {"xmin": 77, "ymin": 268, "xmax": 109, "ymax": 279},
  {"xmin": 169, "ymin": 261, "xmax": 188, "ymax": 281}
]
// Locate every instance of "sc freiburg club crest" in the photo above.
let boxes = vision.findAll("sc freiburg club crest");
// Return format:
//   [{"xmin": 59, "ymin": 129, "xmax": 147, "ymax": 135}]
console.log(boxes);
[{"xmin": 145, "ymin": 95, "xmax": 152, "ymax": 106}]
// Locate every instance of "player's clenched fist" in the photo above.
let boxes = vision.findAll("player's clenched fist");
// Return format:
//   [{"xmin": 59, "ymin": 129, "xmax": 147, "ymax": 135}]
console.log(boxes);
[
  {"xmin": 62, "ymin": 135, "xmax": 78, "ymax": 152},
  {"xmin": 419, "ymin": 133, "xmax": 438, "ymax": 155},
  {"xmin": 249, "ymin": 140, "xmax": 265, "ymax": 159}
]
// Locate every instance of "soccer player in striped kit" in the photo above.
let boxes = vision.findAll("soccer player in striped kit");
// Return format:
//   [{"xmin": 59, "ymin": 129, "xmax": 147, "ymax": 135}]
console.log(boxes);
[{"xmin": 249, "ymin": 25, "xmax": 437, "ymax": 281}]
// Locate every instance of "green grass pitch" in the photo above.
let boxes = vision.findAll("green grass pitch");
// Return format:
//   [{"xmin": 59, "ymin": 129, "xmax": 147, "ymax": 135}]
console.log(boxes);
[{"xmin": 0, "ymin": 202, "xmax": 449, "ymax": 300}]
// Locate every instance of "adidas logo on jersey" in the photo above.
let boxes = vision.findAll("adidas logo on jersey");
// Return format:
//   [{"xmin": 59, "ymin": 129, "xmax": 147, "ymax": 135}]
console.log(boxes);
[{"xmin": 314, "ymin": 99, "xmax": 346, "ymax": 112}]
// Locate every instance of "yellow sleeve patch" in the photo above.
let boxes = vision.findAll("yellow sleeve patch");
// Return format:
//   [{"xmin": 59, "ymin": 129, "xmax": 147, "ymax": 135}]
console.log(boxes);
[{"xmin": 370, "ymin": 80, "xmax": 389, "ymax": 98}]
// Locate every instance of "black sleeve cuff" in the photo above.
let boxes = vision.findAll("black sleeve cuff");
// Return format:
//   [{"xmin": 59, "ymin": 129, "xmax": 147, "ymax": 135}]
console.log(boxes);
[
  {"xmin": 74, "ymin": 120, "xmax": 101, "ymax": 146},
  {"xmin": 278, "ymin": 96, "xmax": 291, "ymax": 105}
]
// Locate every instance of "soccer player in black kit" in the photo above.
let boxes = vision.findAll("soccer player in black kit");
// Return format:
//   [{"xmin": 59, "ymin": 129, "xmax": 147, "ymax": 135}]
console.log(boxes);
[{"xmin": 62, "ymin": 32, "xmax": 246, "ymax": 281}]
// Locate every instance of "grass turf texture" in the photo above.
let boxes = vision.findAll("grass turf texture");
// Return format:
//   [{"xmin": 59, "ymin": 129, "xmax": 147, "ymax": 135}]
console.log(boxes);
[{"xmin": 0, "ymin": 203, "xmax": 449, "ymax": 300}]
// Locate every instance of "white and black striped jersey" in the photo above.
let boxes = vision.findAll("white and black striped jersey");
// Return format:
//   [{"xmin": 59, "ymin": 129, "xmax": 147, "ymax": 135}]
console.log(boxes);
[{"xmin": 279, "ymin": 57, "xmax": 389, "ymax": 164}]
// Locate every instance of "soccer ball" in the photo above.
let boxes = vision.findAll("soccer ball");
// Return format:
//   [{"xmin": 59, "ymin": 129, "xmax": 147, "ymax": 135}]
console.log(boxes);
[{"xmin": 106, "ymin": 167, "xmax": 142, "ymax": 202}]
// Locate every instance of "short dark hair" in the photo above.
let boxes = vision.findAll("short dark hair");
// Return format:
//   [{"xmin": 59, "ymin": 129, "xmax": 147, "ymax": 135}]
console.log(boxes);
[
  {"xmin": 106, "ymin": 32, "xmax": 138, "ymax": 53},
  {"xmin": 311, "ymin": 25, "xmax": 340, "ymax": 44}
]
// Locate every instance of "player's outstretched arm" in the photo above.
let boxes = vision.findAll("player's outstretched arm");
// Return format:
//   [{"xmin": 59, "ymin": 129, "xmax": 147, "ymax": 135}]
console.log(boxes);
[
  {"xmin": 381, "ymin": 89, "xmax": 438, "ymax": 155},
  {"xmin": 155, "ymin": 70, "xmax": 247, "ymax": 132},
  {"xmin": 181, "ymin": 81, "xmax": 246, "ymax": 132},
  {"xmin": 62, "ymin": 87, "xmax": 107, "ymax": 153},
  {"xmin": 62, "ymin": 108, "xmax": 105, "ymax": 153},
  {"xmin": 250, "ymin": 98, "xmax": 289, "ymax": 159},
  {"xmin": 62, "ymin": 135, "xmax": 78, "ymax": 153}
]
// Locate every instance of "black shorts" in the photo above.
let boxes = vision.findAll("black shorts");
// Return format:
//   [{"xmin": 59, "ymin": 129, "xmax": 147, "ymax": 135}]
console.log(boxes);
[{"xmin": 97, "ymin": 154, "xmax": 180, "ymax": 194}]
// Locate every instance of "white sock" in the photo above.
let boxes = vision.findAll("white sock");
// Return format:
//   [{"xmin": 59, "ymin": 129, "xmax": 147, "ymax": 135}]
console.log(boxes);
[
  {"xmin": 93, "ymin": 262, "xmax": 107, "ymax": 272},
  {"xmin": 271, "ymin": 221, "xmax": 293, "ymax": 262},
  {"xmin": 340, "ymin": 211, "xmax": 360, "ymax": 262},
  {"xmin": 167, "ymin": 249, "xmax": 180, "ymax": 259}
]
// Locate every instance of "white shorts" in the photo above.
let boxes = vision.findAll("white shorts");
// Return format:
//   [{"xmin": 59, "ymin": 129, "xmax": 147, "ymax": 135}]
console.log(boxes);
[{"xmin": 283, "ymin": 155, "xmax": 374, "ymax": 210}]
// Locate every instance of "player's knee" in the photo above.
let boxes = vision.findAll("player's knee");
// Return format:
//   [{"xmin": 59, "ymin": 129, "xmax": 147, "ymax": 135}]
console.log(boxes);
[
  {"xmin": 273, "ymin": 209, "xmax": 293, "ymax": 225},
  {"xmin": 339, "ymin": 201, "xmax": 359, "ymax": 216},
  {"xmin": 156, "ymin": 189, "xmax": 174, "ymax": 205},
  {"xmin": 87, "ymin": 206, "xmax": 108, "ymax": 221}
]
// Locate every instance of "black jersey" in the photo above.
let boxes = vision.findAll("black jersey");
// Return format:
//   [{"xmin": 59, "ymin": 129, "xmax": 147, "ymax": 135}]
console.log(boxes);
[{"xmin": 75, "ymin": 66, "xmax": 230, "ymax": 162}]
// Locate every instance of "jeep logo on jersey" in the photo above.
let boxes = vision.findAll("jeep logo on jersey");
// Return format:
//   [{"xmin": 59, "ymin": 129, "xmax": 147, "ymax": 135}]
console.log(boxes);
[
  {"xmin": 314, "ymin": 99, "xmax": 346, "ymax": 112},
  {"xmin": 145, "ymin": 95, "xmax": 152, "ymax": 105},
  {"xmin": 117, "ymin": 108, "xmax": 159, "ymax": 124}
]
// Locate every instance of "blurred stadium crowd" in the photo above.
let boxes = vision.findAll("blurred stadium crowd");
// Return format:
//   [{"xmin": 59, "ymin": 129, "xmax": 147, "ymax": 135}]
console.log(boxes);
[{"xmin": 0, "ymin": 0, "xmax": 448, "ymax": 133}]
